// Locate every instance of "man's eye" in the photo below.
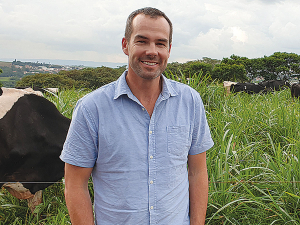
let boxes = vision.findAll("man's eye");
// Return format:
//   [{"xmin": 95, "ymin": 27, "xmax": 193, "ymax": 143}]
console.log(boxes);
[{"xmin": 137, "ymin": 40, "xmax": 145, "ymax": 43}]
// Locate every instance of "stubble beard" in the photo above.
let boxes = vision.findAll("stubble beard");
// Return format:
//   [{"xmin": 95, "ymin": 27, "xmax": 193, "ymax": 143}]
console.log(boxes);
[{"xmin": 130, "ymin": 56, "xmax": 166, "ymax": 80}]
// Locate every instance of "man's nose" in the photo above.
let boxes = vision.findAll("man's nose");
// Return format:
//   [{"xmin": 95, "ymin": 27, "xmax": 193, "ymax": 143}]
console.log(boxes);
[{"xmin": 146, "ymin": 42, "xmax": 158, "ymax": 56}]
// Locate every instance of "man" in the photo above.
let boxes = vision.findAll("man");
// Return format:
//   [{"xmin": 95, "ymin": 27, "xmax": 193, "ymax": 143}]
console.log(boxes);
[{"xmin": 60, "ymin": 7, "xmax": 214, "ymax": 225}]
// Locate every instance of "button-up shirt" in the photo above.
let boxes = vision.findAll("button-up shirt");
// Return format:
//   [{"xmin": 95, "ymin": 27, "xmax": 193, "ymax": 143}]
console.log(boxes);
[{"xmin": 60, "ymin": 71, "xmax": 214, "ymax": 224}]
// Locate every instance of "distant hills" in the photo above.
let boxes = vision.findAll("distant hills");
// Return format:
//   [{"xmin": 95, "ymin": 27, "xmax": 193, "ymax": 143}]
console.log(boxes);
[
  {"xmin": 0, "ymin": 59, "xmax": 127, "ymax": 87},
  {"xmin": 0, "ymin": 58, "xmax": 127, "ymax": 68}
]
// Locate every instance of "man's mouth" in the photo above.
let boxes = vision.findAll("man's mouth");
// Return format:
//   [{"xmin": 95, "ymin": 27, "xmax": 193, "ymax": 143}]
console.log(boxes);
[{"xmin": 142, "ymin": 61, "xmax": 157, "ymax": 66}]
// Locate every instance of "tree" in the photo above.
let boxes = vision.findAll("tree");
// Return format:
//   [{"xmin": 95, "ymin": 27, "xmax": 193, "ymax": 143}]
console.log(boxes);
[
  {"xmin": 164, "ymin": 62, "xmax": 183, "ymax": 76},
  {"xmin": 16, "ymin": 73, "xmax": 79, "ymax": 89},
  {"xmin": 212, "ymin": 63, "xmax": 247, "ymax": 82},
  {"xmin": 217, "ymin": 53, "xmax": 300, "ymax": 81},
  {"xmin": 183, "ymin": 61, "xmax": 213, "ymax": 77},
  {"xmin": 60, "ymin": 66, "xmax": 124, "ymax": 89},
  {"xmin": 16, "ymin": 66, "xmax": 126, "ymax": 90},
  {"xmin": 164, "ymin": 58, "xmax": 220, "ymax": 78},
  {"xmin": 260, "ymin": 52, "xmax": 300, "ymax": 80}
]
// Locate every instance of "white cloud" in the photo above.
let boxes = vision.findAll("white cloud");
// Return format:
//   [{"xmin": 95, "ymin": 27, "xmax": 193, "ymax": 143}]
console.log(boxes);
[
  {"xmin": 231, "ymin": 27, "xmax": 248, "ymax": 43},
  {"xmin": 0, "ymin": 0, "xmax": 300, "ymax": 65}
]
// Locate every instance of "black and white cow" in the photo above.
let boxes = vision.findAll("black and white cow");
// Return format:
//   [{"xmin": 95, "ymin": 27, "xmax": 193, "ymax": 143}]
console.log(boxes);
[
  {"xmin": 230, "ymin": 80, "xmax": 291, "ymax": 94},
  {"xmin": 0, "ymin": 87, "xmax": 70, "ymax": 211},
  {"xmin": 223, "ymin": 81, "xmax": 237, "ymax": 96},
  {"xmin": 230, "ymin": 82, "xmax": 267, "ymax": 94}
]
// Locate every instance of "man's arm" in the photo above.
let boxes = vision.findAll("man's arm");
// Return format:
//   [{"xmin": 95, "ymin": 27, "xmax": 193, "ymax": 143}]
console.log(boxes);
[
  {"xmin": 64, "ymin": 163, "xmax": 94, "ymax": 225},
  {"xmin": 188, "ymin": 151, "xmax": 209, "ymax": 225}
]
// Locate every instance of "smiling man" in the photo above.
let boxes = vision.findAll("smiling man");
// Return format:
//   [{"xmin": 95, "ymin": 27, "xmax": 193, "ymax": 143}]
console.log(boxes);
[{"xmin": 60, "ymin": 7, "xmax": 214, "ymax": 225}]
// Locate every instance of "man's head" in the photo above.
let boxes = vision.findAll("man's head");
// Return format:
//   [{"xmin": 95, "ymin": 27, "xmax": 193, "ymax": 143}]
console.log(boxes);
[
  {"xmin": 122, "ymin": 7, "xmax": 172, "ymax": 80},
  {"xmin": 125, "ymin": 7, "xmax": 173, "ymax": 44}
]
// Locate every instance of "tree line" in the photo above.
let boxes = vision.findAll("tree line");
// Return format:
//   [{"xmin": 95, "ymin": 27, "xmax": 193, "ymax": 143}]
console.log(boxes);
[
  {"xmin": 1, "ymin": 52, "xmax": 300, "ymax": 89},
  {"xmin": 16, "ymin": 66, "xmax": 127, "ymax": 90},
  {"xmin": 166, "ymin": 52, "xmax": 300, "ymax": 82}
]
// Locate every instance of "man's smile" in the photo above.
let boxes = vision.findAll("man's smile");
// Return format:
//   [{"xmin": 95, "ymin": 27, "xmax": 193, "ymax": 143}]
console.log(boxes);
[{"xmin": 141, "ymin": 61, "xmax": 158, "ymax": 66}]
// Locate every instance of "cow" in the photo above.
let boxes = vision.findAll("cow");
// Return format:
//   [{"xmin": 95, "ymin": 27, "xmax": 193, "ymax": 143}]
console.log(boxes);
[
  {"xmin": 291, "ymin": 83, "xmax": 300, "ymax": 99},
  {"xmin": 230, "ymin": 82, "xmax": 267, "ymax": 94},
  {"xmin": 0, "ymin": 87, "xmax": 70, "ymax": 212},
  {"xmin": 258, "ymin": 80, "xmax": 290, "ymax": 91},
  {"xmin": 223, "ymin": 81, "xmax": 237, "ymax": 96}
]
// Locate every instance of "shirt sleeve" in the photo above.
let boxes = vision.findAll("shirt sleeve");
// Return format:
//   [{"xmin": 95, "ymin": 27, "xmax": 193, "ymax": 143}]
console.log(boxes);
[
  {"xmin": 188, "ymin": 92, "xmax": 214, "ymax": 155},
  {"xmin": 60, "ymin": 100, "xmax": 98, "ymax": 167}
]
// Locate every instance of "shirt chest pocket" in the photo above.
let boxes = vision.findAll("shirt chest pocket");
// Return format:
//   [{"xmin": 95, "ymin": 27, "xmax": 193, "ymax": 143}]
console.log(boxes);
[{"xmin": 167, "ymin": 126, "xmax": 191, "ymax": 156}]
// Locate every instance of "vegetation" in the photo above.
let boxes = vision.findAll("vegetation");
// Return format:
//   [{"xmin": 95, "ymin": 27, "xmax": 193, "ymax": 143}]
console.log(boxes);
[
  {"xmin": 221, "ymin": 52, "xmax": 300, "ymax": 81},
  {"xmin": 0, "ymin": 60, "xmax": 91, "ymax": 87},
  {"xmin": 1, "ymin": 70, "xmax": 300, "ymax": 224},
  {"xmin": 165, "ymin": 52, "xmax": 300, "ymax": 82},
  {"xmin": 1, "ymin": 52, "xmax": 300, "ymax": 88},
  {"xmin": 15, "ymin": 66, "xmax": 127, "ymax": 90}
]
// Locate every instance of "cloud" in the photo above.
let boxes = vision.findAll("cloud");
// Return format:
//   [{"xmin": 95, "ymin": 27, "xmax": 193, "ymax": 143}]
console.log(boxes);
[
  {"xmin": 0, "ymin": 0, "xmax": 300, "ymax": 65},
  {"xmin": 231, "ymin": 27, "xmax": 248, "ymax": 43}
]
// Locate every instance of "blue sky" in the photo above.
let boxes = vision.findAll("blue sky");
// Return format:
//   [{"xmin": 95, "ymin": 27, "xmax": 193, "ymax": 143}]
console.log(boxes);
[{"xmin": 0, "ymin": 0, "xmax": 299, "ymax": 66}]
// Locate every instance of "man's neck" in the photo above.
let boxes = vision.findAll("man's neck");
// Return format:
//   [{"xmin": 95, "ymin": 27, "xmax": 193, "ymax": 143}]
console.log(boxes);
[{"xmin": 126, "ymin": 71, "xmax": 162, "ymax": 117}]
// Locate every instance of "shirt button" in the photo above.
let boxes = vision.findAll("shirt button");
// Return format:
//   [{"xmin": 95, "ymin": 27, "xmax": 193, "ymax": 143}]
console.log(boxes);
[
  {"xmin": 142, "ymin": 107, "xmax": 145, "ymax": 111},
  {"xmin": 150, "ymin": 206, "xmax": 154, "ymax": 210},
  {"xmin": 150, "ymin": 155, "xmax": 153, "ymax": 159},
  {"xmin": 149, "ymin": 131, "xmax": 153, "ymax": 134},
  {"xmin": 150, "ymin": 180, "xmax": 153, "ymax": 184}
]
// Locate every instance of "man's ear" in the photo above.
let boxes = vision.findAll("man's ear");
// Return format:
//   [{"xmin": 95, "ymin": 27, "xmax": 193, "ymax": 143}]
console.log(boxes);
[
  {"xmin": 122, "ymin": 37, "xmax": 129, "ymax": 56},
  {"xmin": 168, "ymin": 43, "xmax": 172, "ymax": 58}
]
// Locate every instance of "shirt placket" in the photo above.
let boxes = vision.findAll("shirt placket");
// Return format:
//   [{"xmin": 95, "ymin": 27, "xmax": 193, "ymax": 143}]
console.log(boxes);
[
  {"xmin": 148, "ymin": 111, "xmax": 156, "ymax": 225},
  {"xmin": 148, "ymin": 93, "xmax": 168, "ymax": 225}
]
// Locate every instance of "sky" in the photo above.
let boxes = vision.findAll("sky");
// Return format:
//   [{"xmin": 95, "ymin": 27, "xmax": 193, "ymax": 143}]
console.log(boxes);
[{"xmin": 0, "ymin": 0, "xmax": 300, "ymax": 67}]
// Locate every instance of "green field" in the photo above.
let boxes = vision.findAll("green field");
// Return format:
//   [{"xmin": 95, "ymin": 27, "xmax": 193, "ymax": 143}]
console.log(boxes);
[{"xmin": 1, "ymin": 75, "xmax": 300, "ymax": 224}]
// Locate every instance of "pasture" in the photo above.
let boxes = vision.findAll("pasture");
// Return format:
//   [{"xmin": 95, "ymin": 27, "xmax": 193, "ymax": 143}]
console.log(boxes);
[{"xmin": 1, "ymin": 74, "xmax": 300, "ymax": 224}]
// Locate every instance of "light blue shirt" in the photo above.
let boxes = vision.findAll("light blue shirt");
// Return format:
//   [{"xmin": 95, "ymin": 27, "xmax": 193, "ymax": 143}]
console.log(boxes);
[{"xmin": 60, "ymin": 71, "xmax": 214, "ymax": 225}]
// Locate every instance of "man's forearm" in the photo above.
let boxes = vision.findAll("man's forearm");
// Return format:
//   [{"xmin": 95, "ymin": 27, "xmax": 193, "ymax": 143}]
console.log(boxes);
[
  {"xmin": 189, "ymin": 169, "xmax": 209, "ymax": 225},
  {"xmin": 64, "ymin": 164, "xmax": 95, "ymax": 225},
  {"xmin": 65, "ymin": 186, "xmax": 95, "ymax": 225}
]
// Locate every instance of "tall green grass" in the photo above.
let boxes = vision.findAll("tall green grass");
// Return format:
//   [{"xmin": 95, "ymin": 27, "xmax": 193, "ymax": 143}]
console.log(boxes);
[{"xmin": 1, "ymin": 73, "xmax": 300, "ymax": 224}]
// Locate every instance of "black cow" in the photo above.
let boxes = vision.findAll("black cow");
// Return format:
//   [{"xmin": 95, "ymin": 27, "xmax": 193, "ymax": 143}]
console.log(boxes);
[
  {"xmin": 291, "ymin": 83, "xmax": 300, "ymax": 99},
  {"xmin": 230, "ymin": 82, "xmax": 267, "ymax": 94},
  {"xmin": 0, "ymin": 87, "xmax": 70, "ymax": 210},
  {"xmin": 258, "ymin": 80, "xmax": 290, "ymax": 91}
]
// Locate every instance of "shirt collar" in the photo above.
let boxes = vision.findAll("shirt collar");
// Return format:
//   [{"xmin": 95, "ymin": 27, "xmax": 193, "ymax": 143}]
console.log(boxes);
[
  {"xmin": 161, "ymin": 74, "xmax": 178, "ymax": 99},
  {"xmin": 114, "ymin": 71, "xmax": 132, "ymax": 100},
  {"xmin": 114, "ymin": 70, "xmax": 178, "ymax": 100}
]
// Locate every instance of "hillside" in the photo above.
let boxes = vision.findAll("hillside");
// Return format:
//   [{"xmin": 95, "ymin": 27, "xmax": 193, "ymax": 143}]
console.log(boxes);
[
  {"xmin": 0, "ymin": 60, "xmax": 86, "ymax": 87},
  {"xmin": 0, "ymin": 61, "xmax": 12, "ymax": 68}
]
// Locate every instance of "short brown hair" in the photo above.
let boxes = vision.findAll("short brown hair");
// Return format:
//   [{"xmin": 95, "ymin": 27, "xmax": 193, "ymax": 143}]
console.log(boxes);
[{"xmin": 125, "ymin": 7, "xmax": 173, "ymax": 44}]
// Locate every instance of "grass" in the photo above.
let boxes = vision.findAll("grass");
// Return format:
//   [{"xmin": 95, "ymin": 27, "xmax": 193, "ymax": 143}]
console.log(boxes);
[
  {"xmin": 1, "ymin": 72, "xmax": 300, "ymax": 224},
  {"xmin": 203, "ymin": 83, "xmax": 300, "ymax": 224}
]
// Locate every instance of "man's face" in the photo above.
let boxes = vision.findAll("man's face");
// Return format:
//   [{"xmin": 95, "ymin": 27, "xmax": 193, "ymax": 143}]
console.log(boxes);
[{"xmin": 122, "ymin": 14, "xmax": 171, "ymax": 80}]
